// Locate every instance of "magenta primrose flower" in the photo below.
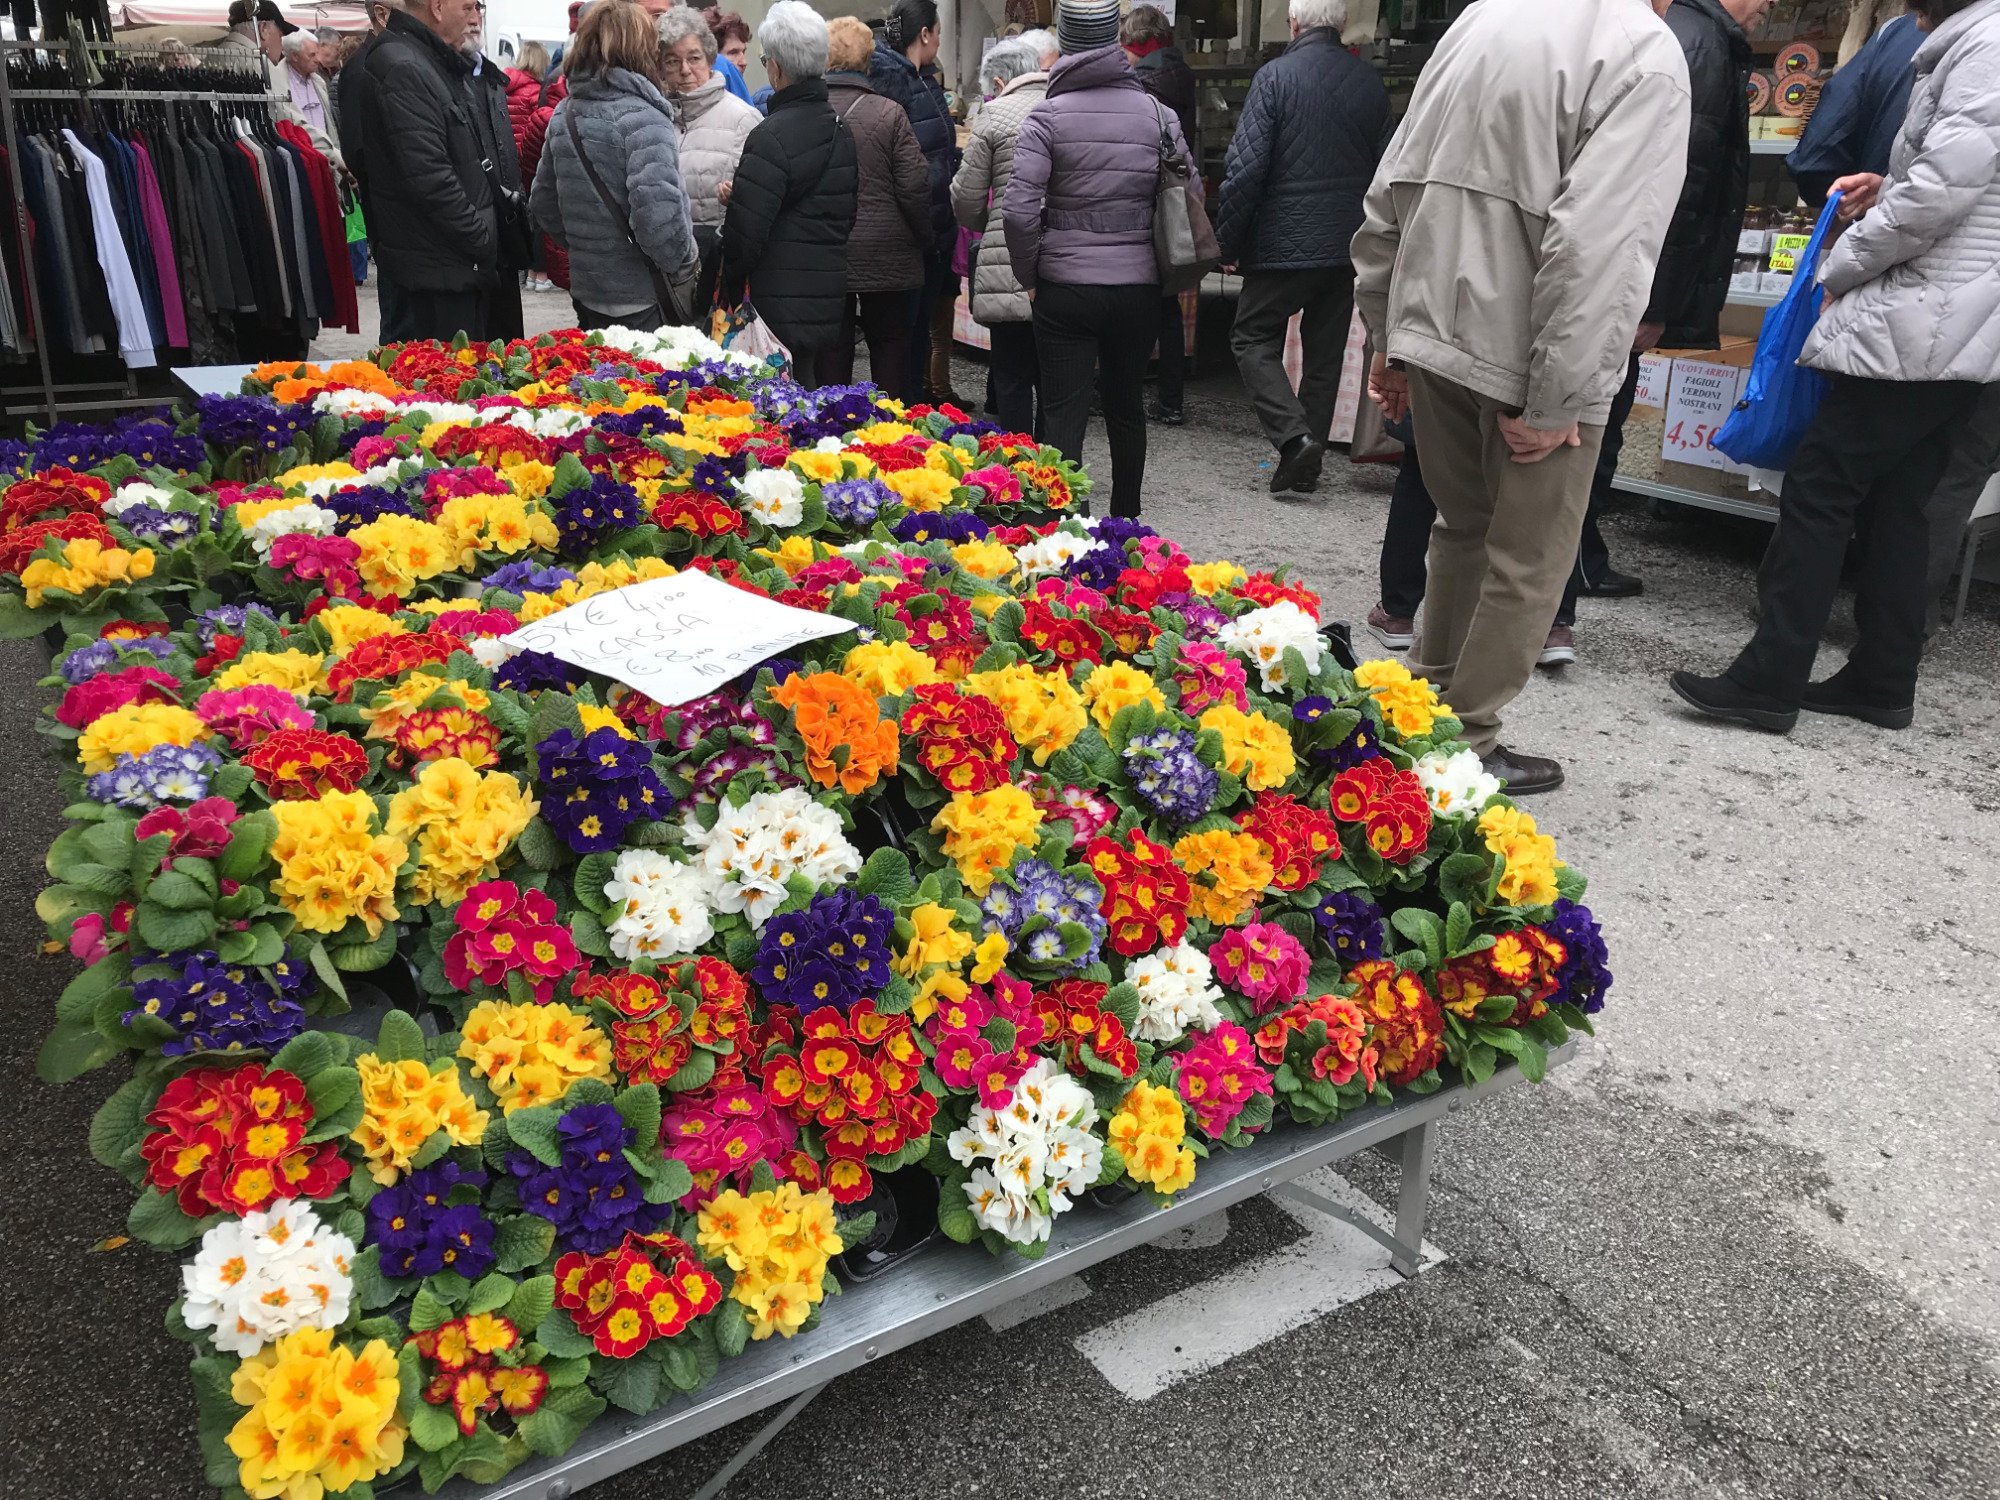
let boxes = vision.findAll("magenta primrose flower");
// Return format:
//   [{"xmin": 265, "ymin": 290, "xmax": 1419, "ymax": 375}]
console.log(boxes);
[{"xmin": 1210, "ymin": 921, "xmax": 1310, "ymax": 1013}]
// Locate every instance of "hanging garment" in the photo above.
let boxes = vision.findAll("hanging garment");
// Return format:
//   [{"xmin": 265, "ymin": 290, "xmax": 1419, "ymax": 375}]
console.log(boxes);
[
  {"xmin": 130, "ymin": 138, "xmax": 188, "ymax": 347},
  {"xmin": 60, "ymin": 128, "xmax": 156, "ymax": 367}
]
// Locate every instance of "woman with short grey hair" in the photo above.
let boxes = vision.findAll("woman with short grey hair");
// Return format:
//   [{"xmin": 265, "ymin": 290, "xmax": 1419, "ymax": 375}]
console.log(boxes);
[
  {"xmin": 720, "ymin": 1, "xmax": 858, "ymax": 380},
  {"xmin": 660, "ymin": 4, "xmax": 760, "ymax": 246},
  {"xmin": 951, "ymin": 27, "xmax": 1057, "ymax": 434}
]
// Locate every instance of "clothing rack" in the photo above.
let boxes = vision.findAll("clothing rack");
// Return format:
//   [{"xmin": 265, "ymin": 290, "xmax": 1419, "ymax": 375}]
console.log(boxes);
[{"xmin": 0, "ymin": 35, "xmax": 288, "ymax": 424}]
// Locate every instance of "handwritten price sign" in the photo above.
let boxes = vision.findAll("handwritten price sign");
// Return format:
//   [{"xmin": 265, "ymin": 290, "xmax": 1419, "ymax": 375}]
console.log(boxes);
[
  {"xmin": 1660, "ymin": 359, "xmax": 1749, "ymax": 475},
  {"xmin": 499, "ymin": 571, "xmax": 855, "ymax": 707}
]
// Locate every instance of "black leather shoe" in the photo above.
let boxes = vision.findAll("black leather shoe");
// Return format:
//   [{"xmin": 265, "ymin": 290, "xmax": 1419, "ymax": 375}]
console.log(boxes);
[
  {"xmin": 1480, "ymin": 746, "xmax": 1565, "ymax": 795},
  {"xmin": 1149, "ymin": 401, "xmax": 1185, "ymax": 426},
  {"xmin": 1802, "ymin": 671, "xmax": 1914, "ymax": 729},
  {"xmin": 1579, "ymin": 568, "xmax": 1644, "ymax": 598},
  {"xmin": 1669, "ymin": 670, "xmax": 1798, "ymax": 733},
  {"xmin": 1270, "ymin": 435, "xmax": 1325, "ymax": 494}
]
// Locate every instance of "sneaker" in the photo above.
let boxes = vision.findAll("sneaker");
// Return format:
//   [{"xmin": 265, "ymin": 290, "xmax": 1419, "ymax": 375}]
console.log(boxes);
[
  {"xmin": 1801, "ymin": 668, "xmax": 1914, "ymax": 729},
  {"xmin": 1149, "ymin": 401, "xmax": 1185, "ymax": 426},
  {"xmin": 1481, "ymin": 745, "xmax": 1565, "ymax": 795},
  {"xmin": 1366, "ymin": 603, "xmax": 1415, "ymax": 651},
  {"xmin": 1579, "ymin": 568, "xmax": 1644, "ymax": 598},
  {"xmin": 1668, "ymin": 670, "xmax": 1798, "ymax": 733},
  {"xmin": 1270, "ymin": 435, "xmax": 1325, "ymax": 494},
  {"xmin": 1538, "ymin": 624, "xmax": 1577, "ymax": 667}
]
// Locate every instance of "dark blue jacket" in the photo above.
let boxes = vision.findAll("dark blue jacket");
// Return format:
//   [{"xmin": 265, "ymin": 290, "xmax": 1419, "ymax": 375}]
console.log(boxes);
[
  {"xmin": 1212, "ymin": 26, "xmax": 1390, "ymax": 271},
  {"xmin": 1787, "ymin": 13, "xmax": 1922, "ymax": 208},
  {"xmin": 868, "ymin": 40, "xmax": 957, "ymax": 244}
]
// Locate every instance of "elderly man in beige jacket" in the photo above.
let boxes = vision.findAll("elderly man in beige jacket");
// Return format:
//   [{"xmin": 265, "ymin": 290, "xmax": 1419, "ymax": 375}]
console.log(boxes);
[{"xmin": 1352, "ymin": 0, "xmax": 1691, "ymax": 795}]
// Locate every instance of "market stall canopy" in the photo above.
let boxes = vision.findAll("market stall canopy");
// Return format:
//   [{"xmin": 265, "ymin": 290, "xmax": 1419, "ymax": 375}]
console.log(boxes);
[{"xmin": 109, "ymin": 0, "xmax": 371, "ymax": 29}]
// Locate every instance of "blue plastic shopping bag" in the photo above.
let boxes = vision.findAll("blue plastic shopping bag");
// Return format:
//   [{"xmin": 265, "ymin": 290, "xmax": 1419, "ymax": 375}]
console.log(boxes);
[{"xmin": 1713, "ymin": 191, "xmax": 1843, "ymax": 470}]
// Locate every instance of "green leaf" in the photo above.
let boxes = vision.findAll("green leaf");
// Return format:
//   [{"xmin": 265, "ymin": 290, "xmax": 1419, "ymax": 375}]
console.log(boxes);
[
  {"xmin": 491, "ymin": 1214, "xmax": 556, "ymax": 1274},
  {"xmin": 854, "ymin": 847, "xmax": 914, "ymax": 904},
  {"xmin": 38, "ymin": 1017, "xmax": 123, "ymax": 1082},
  {"xmin": 614, "ymin": 1083, "xmax": 661, "ymax": 1154},
  {"xmin": 712, "ymin": 1297, "xmax": 750, "ymax": 1358},
  {"xmin": 408, "ymin": 1401, "xmax": 460, "ymax": 1453},
  {"xmin": 302, "ymin": 1067, "xmax": 360, "ymax": 1142},
  {"xmin": 272, "ymin": 1031, "xmax": 335, "ymax": 1079},
  {"xmin": 936, "ymin": 1180, "xmax": 978, "ymax": 1243},
  {"xmin": 505, "ymin": 1104, "xmax": 562, "ymax": 1167},
  {"xmin": 504, "ymin": 1274, "xmax": 555, "ymax": 1334},
  {"xmin": 514, "ymin": 817, "xmax": 563, "ymax": 872},
  {"xmin": 57, "ymin": 954, "xmax": 132, "ymax": 1024},
  {"xmin": 533, "ymin": 1308, "xmax": 596, "ymax": 1359},
  {"xmin": 128, "ymin": 1186, "xmax": 207, "ymax": 1249},
  {"xmin": 604, "ymin": 1353, "xmax": 663, "ymax": 1414},
  {"xmin": 1388, "ymin": 907, "xmax": 1445, "ymax": 967},
  {"xmin": 1444, "ymin": 901, "xmax": 1472, "ymax": 955},
  {"xmin": 660, "ymin": 1339, "xmax": 704, "ymax": 1394},
  {"xmin": 351, "ymin": 1244, "xmax": 400, "ymax": 1310},
  {"xmin": 465, "ymin": 1272, "xmax": 517, "ymax": 1315},
  {"xmin": 145, "ymin": 869, "xmax": 212, "ymax": 912},
  {"xmin": 410, "ymin": 1285, "xmax": 453, "ymax": 1333},
  {"xmin": 135, "ymin": 902, "xmax": 218, "ymax": 953},
  {"xmin": 88, "ymin": 1074, "xmax": 153, "ymax": 1171},
  {"xmin": 375, "ymin": 1008, "xmax": 427, "ymax": 1064},
  {"xmin": 570, "ymin": 908, "xmax": 611, "ymax": 958},
  {"xmin": 306, "ymin": 940, "xmax": 349, "ymax": 1005}
]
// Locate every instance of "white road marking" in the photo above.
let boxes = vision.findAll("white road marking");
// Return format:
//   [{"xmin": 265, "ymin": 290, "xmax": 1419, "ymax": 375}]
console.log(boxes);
[
  {"xmin": 1148, "ymin": 1210, "xmax": 1231, "ymax": 1252},
  {"xmin": 981, "ymin": 1274, "xmax": 1093, "ymax": 1333},
  {"xmin": 1070, "ymin": 1169, "xmax": 1444, "ymax": 1400}
]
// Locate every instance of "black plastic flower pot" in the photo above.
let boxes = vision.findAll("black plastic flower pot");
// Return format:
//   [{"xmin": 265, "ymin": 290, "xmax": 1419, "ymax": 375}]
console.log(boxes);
[{"xmin": 832, "ymin": 1166, "xmax": 939, "ymax": 1283}]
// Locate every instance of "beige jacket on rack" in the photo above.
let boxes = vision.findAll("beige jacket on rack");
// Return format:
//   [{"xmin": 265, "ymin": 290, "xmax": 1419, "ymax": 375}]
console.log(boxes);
[{"xmin": 1351, "ymin": 0, "xmax": 1692, "ymax": 429}]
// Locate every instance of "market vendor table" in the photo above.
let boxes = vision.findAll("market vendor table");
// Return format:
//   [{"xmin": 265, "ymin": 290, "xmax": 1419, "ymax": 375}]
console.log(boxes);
[{"xmin": 439, "ymin": 1043, "xmax": 1574, "ymax": 1500}]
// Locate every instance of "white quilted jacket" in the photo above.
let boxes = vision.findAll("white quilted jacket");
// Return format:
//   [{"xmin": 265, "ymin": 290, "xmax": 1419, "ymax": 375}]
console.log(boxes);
[
  {"xmin": 1805, "ymin": 0, "xmax": 2000, "ymax": 382},
  {"xmin": 675, "ymin": 71, "xmax": 760, "ymax": 228}
]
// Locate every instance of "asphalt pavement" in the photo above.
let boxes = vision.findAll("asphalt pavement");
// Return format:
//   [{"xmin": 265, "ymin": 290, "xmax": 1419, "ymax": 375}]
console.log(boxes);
[{"xmin": 2, "ymin": 286, "xmax": 1995, "ymax": 1500}]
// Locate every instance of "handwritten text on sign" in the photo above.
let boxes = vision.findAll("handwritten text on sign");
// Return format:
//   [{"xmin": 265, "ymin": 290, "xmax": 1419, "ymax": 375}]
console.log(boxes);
[{"xmin": 498, "ymin": 571, "xmax": 855, "ymax": 708}]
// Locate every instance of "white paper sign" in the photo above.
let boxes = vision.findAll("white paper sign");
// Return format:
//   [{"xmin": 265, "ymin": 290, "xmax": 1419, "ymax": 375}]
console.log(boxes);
[
  {"xmin": 499, "ymin": 571, "xmax": 855, "ymax": 707},
  {"xmin": 1634, "ymin": 353, "xmax": 1671, "ymax": 409},
  {"xmin": 1660, "ymin": 359, "xmax": 1749, "ymax": 475}
]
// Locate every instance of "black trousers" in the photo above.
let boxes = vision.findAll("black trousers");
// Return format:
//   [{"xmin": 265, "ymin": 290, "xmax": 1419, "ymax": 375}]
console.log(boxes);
[
  {"xmin": 1558, "ymin": 352, "xmax": 1644, "ymax": 623},
  {"xmin": 1231, "ymin": 265, "xmax": 1355, "ymax": 451},
  {"xmin": 906, "ymin": 250, "xmax": 955, "ymax": 400},
  {"xmin": 1155, "ymin": 293, "xmax": 1185, "ymax": 410},
  {"xmin": 1728, "ymin": 374, "xmax": 1982, "ymax": 704},
  {"xmin": 1034, "ymin": 281, "xmax": 1158, "ymax": 518},
  {"xmin": 388, "ymin": 287, "xmax": 498, "ymax": 345},
  {"xmin": 1380, "ymin": 440, "xmax": 1434, "ymax": 620},
  {"xmin": 824, "ymin": 288, "xmax": 924, "ymax": 402},
  {"xmin": 987, "ymin": 320, "xmax": 1040, "ymax": 438},
  {"xmin": 572, "ymin": 300, "xmax": 667, "ymax": 333}
]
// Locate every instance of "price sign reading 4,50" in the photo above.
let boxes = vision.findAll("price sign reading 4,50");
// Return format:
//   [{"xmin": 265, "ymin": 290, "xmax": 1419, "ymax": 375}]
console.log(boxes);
[{"xmin": 1659, "ymin": 359, "xmax": 1749, "ymax": 475}]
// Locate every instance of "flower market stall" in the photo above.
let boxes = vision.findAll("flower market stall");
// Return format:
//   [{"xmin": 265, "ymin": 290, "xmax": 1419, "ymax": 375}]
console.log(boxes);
[{"xmin": 0, "ymin": 324, "xmax": 1611, "ymax": 1500}]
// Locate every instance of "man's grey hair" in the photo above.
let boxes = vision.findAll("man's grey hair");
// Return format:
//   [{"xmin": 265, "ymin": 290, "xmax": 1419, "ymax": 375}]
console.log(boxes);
[
  {"xmin": 1287, "ymin": 0, "xmax": 1346, "ymax": 30},
  {"xmin": 758, "ymin": 0, "xmax": 827, "ymax": 80},
  {"xmin": 658, "ymin": 6, "xmax": 718, "ymax": 62},
  {"xmin": 979, "ymin": 37, "xmax": 1037, "ymax": 94},
  {"xmin": 1015, "ymin": 26, "xmax": 1057, "ymax": 63},
  {"xmin": 281, "ymin": 28, "xmax": 314, "ymax": 56}
]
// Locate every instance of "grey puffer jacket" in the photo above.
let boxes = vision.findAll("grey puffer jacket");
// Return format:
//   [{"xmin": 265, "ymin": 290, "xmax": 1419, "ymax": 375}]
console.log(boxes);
[
  {"xmin": 675, "ymin": 71, "xmax": 760, "ymax": 228},
  {"xmin": 952, "ymin": 71, "xmax": 1048, "ymax": 324},
  {"xmin": 1004, "ymin": 45, "xmax": 1191, "ymax": 290},
  {"xmin": 530, "ymin": 68, "xmax": 699, "ymax": 318},
  {"xmin": 1803, "ymin": 0, "xmax": 2000, "ymax": 383}
]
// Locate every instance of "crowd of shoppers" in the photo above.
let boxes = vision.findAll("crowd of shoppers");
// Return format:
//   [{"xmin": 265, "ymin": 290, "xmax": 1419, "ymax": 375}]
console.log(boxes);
[{"xmin": 327, "ymin": 0, "xmax": 1994, "ymax": 781}]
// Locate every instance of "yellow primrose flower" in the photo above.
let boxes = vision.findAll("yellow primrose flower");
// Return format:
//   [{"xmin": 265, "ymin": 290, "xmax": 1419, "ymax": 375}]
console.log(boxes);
[
  {"xmin": 1186, "ymin": 561, "xmax": 1246, "ymax": 596},
  {"xmin": 20, "ymin": 537, "xmax": 156, "ymax": 607},
  {"xmin": 1173, "ymin": 828, "xmax": 1274, "ymax": 926},
  {"xmin": 1353, "ymin": 657, "xmax": 1445, "ymax": 739},
  {"xmin": 274, "ymin": 461, "xmax": 359, "ymax": 493},
  {"xmin": 356, "ymin": 672, "xmax": 488, "ymax": 740},
  {"xmin": 1078, "ymin": 661, "xmax": 1166, "ymax": 734},
  {"xmin": 931, "ymin": 784, "xmax": 1042, "ymax": 896},
  {"xmin": 314, "ymin": 603, "xmax": 408, "ymax": 656},
  {"xmin": 842, "ymin": 639, "xmax": 942, "ymax": 697},
  {"xmin": 348, "ymin": 513, "xmax": 453, "ymax": 598},
  {"xmin": 351, "ymin": 1053, "xmax": 487, "ymax": 1182},
  {"xmin": 77, "ymin": 702, "xmax": 208, "ymax": 774},
  {"xmin": 883, "ymin": 466, "xmax": 959, "ymax": 513},
  {"xmin": 385, "ymin": 758, "xmax": 537, "ymax": 906},
  {"xmin": 787, "ymin": 449, "xmax": 847, "ymax": 484},
  {"xmin": 458, "ymin": 1000, "xmax": 612, "ymax": 1113},
  {"xmin": 212, "ymin": 648, "xmax": 327, "ymax": 697},
  {"xmin": 754, "ymin": 534, "xmax": 822, "ymax": 576},
  {"xmin": 950, "ymin": 538, "xmax": 1017, "ymax": 581},
  {"xmin": 961, "ymin": 662, "xmax": 1085, "ymax": 765},
  {"xmin": 893, "ymin": 902, "xmax": 974, "ymax": 979},
  {"xmin": 1198, "ymin": 703, "xmax": 1297, "ymax": 790}
]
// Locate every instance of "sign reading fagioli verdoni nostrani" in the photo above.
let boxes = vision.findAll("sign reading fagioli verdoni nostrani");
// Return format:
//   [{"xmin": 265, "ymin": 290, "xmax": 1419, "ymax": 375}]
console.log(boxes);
[{"xmin": 497, "ymin": 571, "xmax": 856, "ymax": 708}]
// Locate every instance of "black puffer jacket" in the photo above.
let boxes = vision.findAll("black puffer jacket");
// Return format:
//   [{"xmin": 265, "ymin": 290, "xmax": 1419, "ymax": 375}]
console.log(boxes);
[
  {"xmin": 1133, "ymin": 45, "xmax": 1197, "ymax": 154},
  {"xmin": 721, "ymin": 77, "xmax": 859, "ymax": 355},
  {"xmin": 341, "ymin": 10, "xmax": 498, "ymax": 291},
  {"xmin": 1212, "ymin": 26, "xmax": 1389, "ymax": 271},
  {"xmin": 1645, "ymin": 0, "xmax": 1752, "ymax": 349},
  {"xmin": 869, "ymin": 41, "xmax": 957, "ymax": 244}
]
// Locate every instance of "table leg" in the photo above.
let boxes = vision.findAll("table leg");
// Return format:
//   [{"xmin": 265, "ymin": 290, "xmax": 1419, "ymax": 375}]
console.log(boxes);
[
  {"xmin": 1389, "ymin": 1120, "xmax": 1437, "ymax": 1279},
  {"xmin": 688, "ymin": 1383, "xmax": 829, "ymax": 1500}
]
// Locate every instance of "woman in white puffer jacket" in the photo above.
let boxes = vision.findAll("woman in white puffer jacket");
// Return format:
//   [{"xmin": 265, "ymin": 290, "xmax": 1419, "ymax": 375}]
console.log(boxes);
[
  {"xmin": 1672, "ymin": 0, "xmax": 2000, "ymax": 737},
  {"xmin": 658, "ymin": 6, "xmax": 760, "ymax": 292}
]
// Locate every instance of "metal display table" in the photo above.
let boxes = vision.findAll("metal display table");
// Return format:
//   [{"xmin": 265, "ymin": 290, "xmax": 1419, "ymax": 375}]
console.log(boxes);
[{"xmin": 440, "ymin": 1043, "xmax": 1574, "ymax": 1500}]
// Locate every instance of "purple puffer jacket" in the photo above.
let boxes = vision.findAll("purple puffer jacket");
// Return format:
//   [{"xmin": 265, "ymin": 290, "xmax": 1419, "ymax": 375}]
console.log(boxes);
[{"xmin": 1003, "ymin": 44, "xmax": 1194, "ymax": 289}]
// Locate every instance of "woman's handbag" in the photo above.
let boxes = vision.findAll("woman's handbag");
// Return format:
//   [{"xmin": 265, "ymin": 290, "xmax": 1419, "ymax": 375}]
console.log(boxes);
[
  {"xmin": 1714, "ymin": 191, "xmax": 1842, "ymax": 471},
  {"xmin": 562, "ymin": 108, "xmax": 696, "ymax": 326},
  {"xmin": 1149, "ymin": 101, "xmax": 1220, "ymax": 297}
]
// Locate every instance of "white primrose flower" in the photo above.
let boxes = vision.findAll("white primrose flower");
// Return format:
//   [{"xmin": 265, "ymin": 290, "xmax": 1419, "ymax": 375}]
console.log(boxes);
[
  {"xmin": 736, "ymin": 468, "xmax": 806, "ymax": 529},
  {"xmin": 243, "ymin": 502, "xmax": 340, "ymax": 560},
  {"xmin": 947, "ymin": 1059, "xmax": 1101, "ymax": 1246},
  {"xmin": 311, "ymin": 387, "xmax": 397, "ymax": 418},
  {"xmin": 682, "ymin": 788, "xmax": 860, "ymax": 927},
  {"xmin": 180, "ymin": 1200, "xmax": 355, "ymax": 1357},
  {"xmin": 1412, "ymin": 747, "xmax": 1502, "ymax": 819},
  {"xmin": 603, "ymin": 848, "xmax": 716, "ymax": 962},
  {"xmin": 1214, "ymin": 599, "xmax": 1326, "ymax": 693},
  {"xmin": 468, "ymin": 636, "xmax": 513, "ymax": 670},
  {"xmin": 104, "ymin": 481, "xmax": 184, "ymax": 517},
  {"xmin": 1125, "ymin": 941, "xmax": 1226, "ymax": 1043},
  {"xmin": 1012, "ymin": 527, "xmax": 1104, "ymax": 578}
]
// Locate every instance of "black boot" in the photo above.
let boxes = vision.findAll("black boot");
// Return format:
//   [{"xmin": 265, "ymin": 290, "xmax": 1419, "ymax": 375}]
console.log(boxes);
[
  {"xmin": 1270, "ymin": 435, "xmax": 1325, "ymax": 494},
  {"xmin": 1802, "ymin": 666, "xmax": 1915, "ymax": 729},
  {"xmin": 1668, "ymin": 671, "xmax": 1798, "ymax": 733}
]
